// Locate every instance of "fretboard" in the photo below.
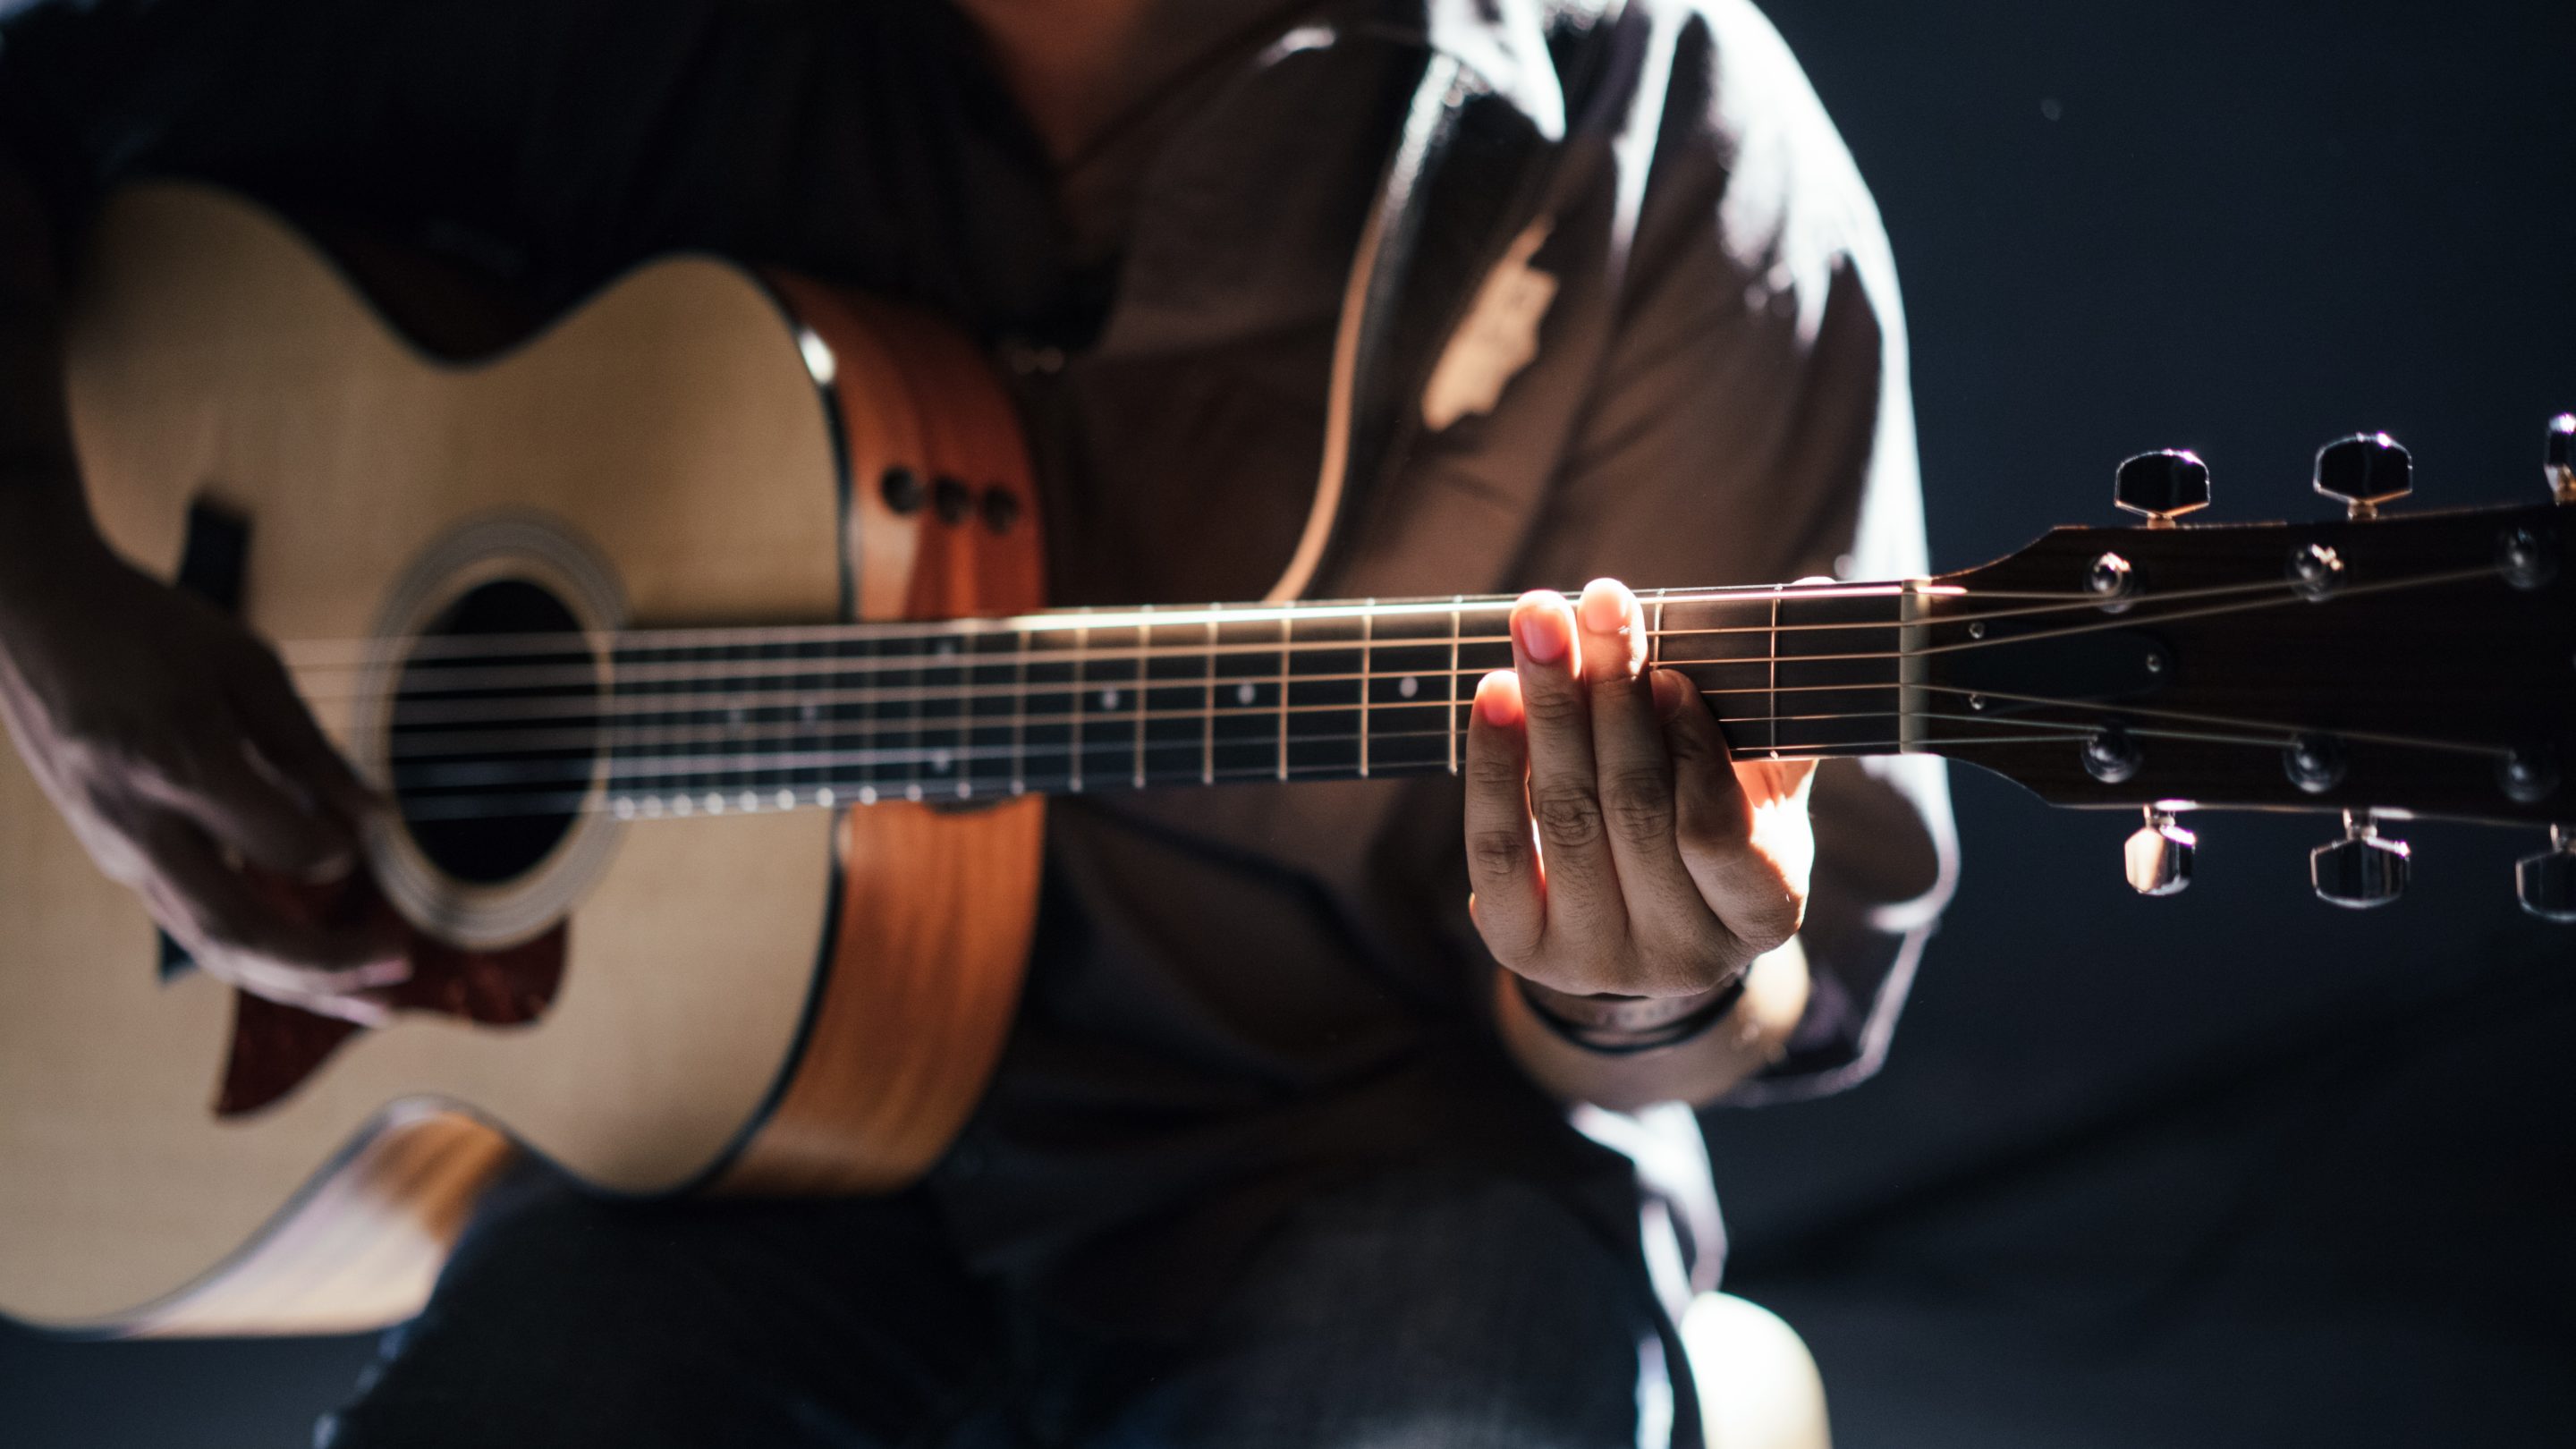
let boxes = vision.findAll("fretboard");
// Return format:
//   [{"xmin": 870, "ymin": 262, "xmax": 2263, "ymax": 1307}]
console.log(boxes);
[{"xmin": 384, "ymin": 585, "xmax": 1911, "ymax": 823}]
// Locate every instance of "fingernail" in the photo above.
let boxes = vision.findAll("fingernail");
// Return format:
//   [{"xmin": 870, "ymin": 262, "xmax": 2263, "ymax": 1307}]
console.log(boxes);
[
  {"xmin": 353, "ymin": 960, "xmax": 412, "ymax": 988},
  {"xmin": 1578, "ymin": 580, "xmax": 1627, "ymax": 634},
  {"xmin": 1474, "ymin": 670, "xmax": 1521, "ymax": 726},
  {"xmin": 1513, "ymin": 595, "xmax": 1570, "ymax": 664}
]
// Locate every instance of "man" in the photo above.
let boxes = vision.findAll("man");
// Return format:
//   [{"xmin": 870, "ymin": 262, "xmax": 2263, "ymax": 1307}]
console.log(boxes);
[{"xmin": 0, "ymin": 0, "xmax": 1953, "ymax": 1444}]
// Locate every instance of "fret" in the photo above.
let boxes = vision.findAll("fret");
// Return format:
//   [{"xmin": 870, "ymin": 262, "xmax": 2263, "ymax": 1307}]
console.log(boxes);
[
  {"xmin": 788, "ymin": 629, "xmax": 829, "ymax": 799},
  {"xmin": 1274, "ymin": 616, "xmax": 1291, "ymax": 782},
  {"xmin": 1357, "ymin": 603, "xmax": 1374, "ymax": 778},
  {"xmin": 1447, "ymin": 597, "xmax": 1462, "ymax": 775},
  {"xmin": 1651, "ymin": 594, "xmax": 1779, "ymax": 754},
  {"xmin": 917, "ymin": 630, "xmax": 966, "ymax": 798},
  {"xmin": 1284, "ymin": 610, "xmax": 1365, "ymax": 778},
  {"xmin": 869, "ymin": 630, "xmax": 922, "ymax": 802},
  {"xmin": 1453, "ymin": 605, "xmax": 1513, "ymax": 679},
  {"xmin": 1772, "ymin": 588, "xmax": 1905, "ymax": 754},
  {"xmin": 739, "ymin": 637, "xmax": 775, "ymax": 809},
  {"xmin": 620, "ymin": 632, "xmax": 708, "ymax": 810},
  {"xmin": 1077, "ymin": 619, "xmax": 1141, "ymax": 792},
  {"xmin": 1144, "ymin": 618, "xmax": 1212, "ymax": 787},
  {"xmin": 1021, "ymin": 623, "xmax": 1079, "ymax": 794},
  {"xmin": 1365, "ymin": 604, "xmax": 1457, "ymax": 776},
  {"xmin": 1200, "ymin": 616, "xmax": 1216, "ymax": 784},
  {"xmin": 1767, "ymin": 593, "xmax": 1781, "ymax": 762},
  {"xmin": 765, "ymin": 634, "xmax": 812, "ymax": 809},
  {"xmin": 1009, "ymin": 622, "xmax": 1030, "ymax": 795},
  {"xmin": 1211, "ymin": 614, "xmax": 1284, "ymax": 781},
  {"xmin": 963, "ymin": 626, "xmax": 1019, "ymax": 800},
  {"xmin": 1131, "ymin": 606, "xmax": 1151, "ymax": 788}
]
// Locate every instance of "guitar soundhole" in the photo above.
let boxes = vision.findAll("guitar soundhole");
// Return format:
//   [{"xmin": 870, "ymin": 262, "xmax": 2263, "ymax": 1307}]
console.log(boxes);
[{"xmin": 388, "ymin": 579, "xmax": 600, "ymax": 886}]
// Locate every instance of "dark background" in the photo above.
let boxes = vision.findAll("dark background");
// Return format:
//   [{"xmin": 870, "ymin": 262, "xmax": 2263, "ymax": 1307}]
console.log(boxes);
[{"xmin": 6, "ymin": 1, "xmax": 2575, "ymax": 1445}]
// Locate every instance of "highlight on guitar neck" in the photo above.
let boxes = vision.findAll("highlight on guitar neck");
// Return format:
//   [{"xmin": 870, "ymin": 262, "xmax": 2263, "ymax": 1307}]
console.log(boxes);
[{"xmin": 1902, "ymin": 419, "xmax": 2576, "ymax": 918}]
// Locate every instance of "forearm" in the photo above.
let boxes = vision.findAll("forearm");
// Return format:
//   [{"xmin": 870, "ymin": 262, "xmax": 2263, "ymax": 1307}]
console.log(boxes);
[{"xmin": 1494, "ymin": 938, "xmax": 1810, "ymax": 1113}]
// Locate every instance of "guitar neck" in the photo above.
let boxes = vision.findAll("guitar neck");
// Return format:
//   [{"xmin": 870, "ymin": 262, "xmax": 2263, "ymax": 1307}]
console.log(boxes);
[{"xmin": 448, "ymin": 583, "xmax": 1917, "ymax": 823}]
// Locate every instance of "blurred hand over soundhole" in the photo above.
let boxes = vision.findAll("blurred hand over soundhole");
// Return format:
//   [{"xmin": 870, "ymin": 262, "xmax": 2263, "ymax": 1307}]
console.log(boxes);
[{"xmin": 0, "ymin": 508, "xmax": 406, "ymax": 1022}]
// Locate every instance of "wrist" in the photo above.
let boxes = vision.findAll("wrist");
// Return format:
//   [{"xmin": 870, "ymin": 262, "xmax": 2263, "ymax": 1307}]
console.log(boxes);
[
  {"xmin": 1511, "ymin": 972, "xmax": 1744, "ymax": 1055},
  {"xmin": 1492, "ymin": 944, "xmax": 1810, "ymax": 1111}
]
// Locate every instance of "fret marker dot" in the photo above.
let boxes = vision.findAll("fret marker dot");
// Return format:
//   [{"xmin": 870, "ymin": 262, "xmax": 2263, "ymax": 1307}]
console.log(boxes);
[
  {"xmin": 740, "ymin": 792, "xmax": 759, "ymax": 813},
  {"xmin": 817, "ymin": 787, "xmax": 836, "ymax": 809},
  {"xmin": 673, "ymin": 797, "xmax": 692, "ymax": 816},
  {"xmin": 936, "ymin": 640, "xmax": 957, "ymax": 657},
  {"xmin": 930, "ymin": 748, "xmax": 953, "ymax": 773},
  {"xmin": 1236, "ymin": 682, "xmax": 1257, "ymax": 706},
  {"xmin": 643, "ymin": 797, "xmax": 665, "ymax": 818},
  {"xmin": 857, "ymin": 786, "xmax": 877, "ymax": 806},
  {"xmin": 726, "ymin": 703, "xmax": 747, "ymax": 729},
  {"xmin": 1399, "ymin": 675, "xmax": 1419, "ymax": 699},
  {"xmin": 613, "ymin": 798, "xmax": 636, "ymax": 820},
  {"xmin": 800, "ymin": 701, "xmax": 820, "ymax": 724},
  {"xmin": 705, "ymin": 794, "xmax": 724, "ymax": 814},
  {"xmin": 1100, "ymin": 688, "xmax": 1120, "ymax": 710},
  {"xmin": 957, "ymin": 782, "xmax": 973, "ymax": 799},
  {"xmin": 905, "ymin": 784, "xmax": 924, "ymax": 801},
  {"xmin": 776, "ymin": 789, "xmax": 796, "ymax": 810}
]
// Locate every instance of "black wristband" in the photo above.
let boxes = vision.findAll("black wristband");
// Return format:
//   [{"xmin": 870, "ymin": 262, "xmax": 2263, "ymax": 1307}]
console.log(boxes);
[{"xmin": 1513, "ymin": 974, "xmax": 1746, "ymax": 1055}]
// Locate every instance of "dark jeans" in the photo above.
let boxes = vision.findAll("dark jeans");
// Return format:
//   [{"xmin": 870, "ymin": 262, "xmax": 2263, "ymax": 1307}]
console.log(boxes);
[{"xmin": 316, "ymin": 1162, "xmax": 1675, "ymax": 1449}]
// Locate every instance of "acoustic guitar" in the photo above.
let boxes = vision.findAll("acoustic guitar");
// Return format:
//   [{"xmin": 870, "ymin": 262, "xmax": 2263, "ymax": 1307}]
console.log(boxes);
[{"xmin": 3, "ymin": 184, "xmax": 2570, "ymax": 1338}]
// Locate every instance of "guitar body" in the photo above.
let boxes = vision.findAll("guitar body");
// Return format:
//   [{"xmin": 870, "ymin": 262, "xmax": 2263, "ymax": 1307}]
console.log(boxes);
[{"xmin": 0, "ymin": 186, "xmax": 1045, "ymax": 1335}]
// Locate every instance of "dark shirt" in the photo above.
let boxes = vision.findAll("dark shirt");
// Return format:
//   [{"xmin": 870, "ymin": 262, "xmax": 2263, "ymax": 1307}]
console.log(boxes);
[{"xmin": 0, "ymin": 0, "xmax": 1955, "ymax": 1328}]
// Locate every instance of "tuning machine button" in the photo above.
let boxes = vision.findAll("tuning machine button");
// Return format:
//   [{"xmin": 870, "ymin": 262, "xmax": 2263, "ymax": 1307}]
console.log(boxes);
[
  {"xmin": 2546, "ymin": 414, "xmax": 2575, "ymax": 504},
  {"xmin": 2124, "ymin": 808, "xmax": 2195, "ymax": 896},
  {"xmin": 2311, "ymin": 809, "xmax": 2410, "ymax": 909},
  {"xmin": 2314, "ymin": 433, "xmax": 2411, "ymax": 520},
  {"xmin": 2114, "ymin": 450, "xmax": 2211, "ymax": 527},
  {"xmin": 2518, "ymin": 826, "xmax": 2576, "ymax": 923}
]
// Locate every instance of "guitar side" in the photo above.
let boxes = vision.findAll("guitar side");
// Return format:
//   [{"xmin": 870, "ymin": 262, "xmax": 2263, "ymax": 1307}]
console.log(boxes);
[{"xmin": 0, "ymin": 185, "xmax": 1040, "ymax": 1334}]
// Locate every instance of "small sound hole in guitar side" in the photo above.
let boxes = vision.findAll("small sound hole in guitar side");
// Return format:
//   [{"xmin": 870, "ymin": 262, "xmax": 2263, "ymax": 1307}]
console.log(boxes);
[{"xmin": 387, "ymin": 578, "xmax": 600, "ymax": 886}]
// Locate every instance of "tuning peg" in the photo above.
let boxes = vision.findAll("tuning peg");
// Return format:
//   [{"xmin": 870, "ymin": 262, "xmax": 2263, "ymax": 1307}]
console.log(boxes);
[
  {"xmin": 2124, "ymin": 807, "xmax": 2196, "ymax": 895},
  {"xmin": 2546, "ymin": 414, "xmax": 2574, "ymax": 504},
  {"xmin": 2114, "ymin": 450, "xmax": 2211, "ymax": 527},
  {"xmin": 2314, "ymin": 433, "xmax": 2411, "ymax": 519},
  {"xmin": 2311, "ymin": 809, "xmax": 2410, "ymax": 908},
  {"xmin": 2518, "ymin": 825, "xmax": 2576, "ymax": 923}
]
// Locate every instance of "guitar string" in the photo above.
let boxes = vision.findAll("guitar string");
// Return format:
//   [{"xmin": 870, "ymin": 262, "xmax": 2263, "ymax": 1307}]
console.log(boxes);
[
  {"xmin": 271, "ymin": 580, "xmax": 2015, "ymax": 667},
  {"xmin": 277, "ymin": 571, "xmax": 2333, "ymax": 697},
  {"xmin": 383, "ymin": 702, "xmax": 1951, "ymax": 792},
  {"xmin": 377, "ymin": 681, "xmax": 2485, "ymax": 799},
  {"xmin": 362, "ymin": 671, "xmax": 1906, "ymax": 751},
  {"xmin": 367, "ymin": 673, "xmax": 2501, "ymax": 773},
  {"xmin": 382, "ymin": 710, "xmax": 2340, "ymax": 823},
  {"xmin": 391, "ymin": 722, "xmax": 2100, "ymax": 816},
  {"xmin": 298, "ymin": 564, "xmax": 2504, "ymax": 750}
]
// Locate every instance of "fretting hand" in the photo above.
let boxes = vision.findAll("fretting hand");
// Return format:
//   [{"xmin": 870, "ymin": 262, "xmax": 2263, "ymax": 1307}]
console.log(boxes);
[{"xmin": 1463, "ymin": 578, "xmax": 1816, "ymax": 1002}]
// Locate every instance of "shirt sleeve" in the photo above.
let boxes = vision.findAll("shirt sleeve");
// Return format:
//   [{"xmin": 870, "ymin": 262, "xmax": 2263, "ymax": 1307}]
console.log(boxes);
[{"xmin": 1518, "ymin": 0, "xmax": 1957, "ymax": 1100}]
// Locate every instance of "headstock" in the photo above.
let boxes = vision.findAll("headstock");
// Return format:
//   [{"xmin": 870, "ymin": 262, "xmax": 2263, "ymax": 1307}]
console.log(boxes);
[{"xmin": 1913, "ymin": 418, "xmax": 2576, "ymax": 919}]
